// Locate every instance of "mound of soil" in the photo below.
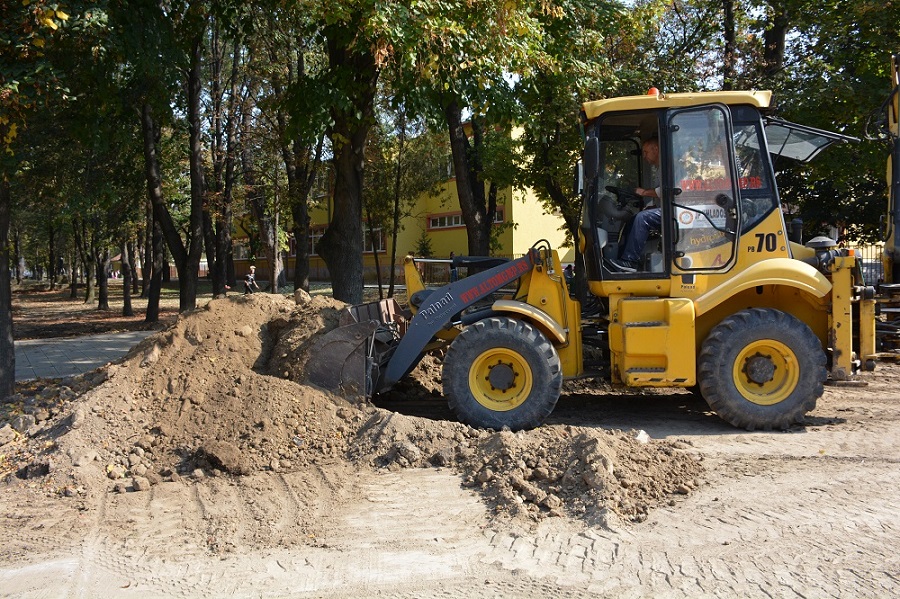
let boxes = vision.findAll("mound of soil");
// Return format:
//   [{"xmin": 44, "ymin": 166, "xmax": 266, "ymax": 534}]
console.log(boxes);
[{"xmin": 1, "ymin": 293, "xmax": 702, "ymax": 533}]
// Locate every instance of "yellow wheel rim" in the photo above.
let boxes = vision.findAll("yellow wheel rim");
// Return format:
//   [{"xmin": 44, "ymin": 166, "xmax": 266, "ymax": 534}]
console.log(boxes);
[
  {"xmin": 468, "ymin": 348, "xmax": 534, "ymax": 412},
  {"xmin": 732, "ymin": 339, "xmax": 799, "ymax": 406}
]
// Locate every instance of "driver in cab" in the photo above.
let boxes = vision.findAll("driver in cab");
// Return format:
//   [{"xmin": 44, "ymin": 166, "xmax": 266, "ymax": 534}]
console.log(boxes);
[{"xmin": 609, "ymin": 136, "xmax": 661, "ymax": 272}]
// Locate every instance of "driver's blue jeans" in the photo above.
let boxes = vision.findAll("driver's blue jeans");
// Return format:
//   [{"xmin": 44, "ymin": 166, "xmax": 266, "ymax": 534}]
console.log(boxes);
[{"xmin": 620, "ymin": 208, "xmax": 661, "ymax": 263}]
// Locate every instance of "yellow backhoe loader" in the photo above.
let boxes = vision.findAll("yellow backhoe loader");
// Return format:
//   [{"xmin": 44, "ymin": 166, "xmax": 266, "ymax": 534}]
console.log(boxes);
[
  {"xmin": 307, "ymin": 87, "xmax": 878, "ymax": 431},
  {"xmin": 874, "ymin": 54, "xmax": 900, "ymax": 349}
]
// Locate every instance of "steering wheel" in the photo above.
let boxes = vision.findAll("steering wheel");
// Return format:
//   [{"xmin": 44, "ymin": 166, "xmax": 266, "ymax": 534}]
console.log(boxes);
[{"xmin": 605, "ymin": 185, "xmax": 643, "ymax": 208}]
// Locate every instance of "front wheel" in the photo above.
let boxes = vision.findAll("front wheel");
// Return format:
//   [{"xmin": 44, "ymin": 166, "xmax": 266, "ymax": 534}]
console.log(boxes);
[
  {"xmin": 698, "ymin": 308, "xmax": 826, "ymax": 431},
  {"xmin": 443, "ymin": 317, "xmax": 562, "ymax": 431}
]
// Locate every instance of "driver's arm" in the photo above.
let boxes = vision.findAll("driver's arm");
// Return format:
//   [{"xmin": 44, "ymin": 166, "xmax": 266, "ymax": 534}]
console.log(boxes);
[{"xmin": 635, "ymin": 185, "xmax": 661, "ymax": 199}]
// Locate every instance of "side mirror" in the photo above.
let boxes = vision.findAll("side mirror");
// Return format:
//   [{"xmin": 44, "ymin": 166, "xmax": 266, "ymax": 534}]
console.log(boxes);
[{"xmin": 583, "ymin": 137, "xmax": 599, "ymax": 182}]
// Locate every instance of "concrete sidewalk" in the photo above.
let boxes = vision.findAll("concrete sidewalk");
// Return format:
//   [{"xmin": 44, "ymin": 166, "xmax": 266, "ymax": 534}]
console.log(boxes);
[{"xmin": 14, "ymin": 331, "xmax": 156, "ymax": 382}]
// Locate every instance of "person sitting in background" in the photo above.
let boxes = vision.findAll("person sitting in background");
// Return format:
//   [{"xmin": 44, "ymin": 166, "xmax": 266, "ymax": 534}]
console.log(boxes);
[{"xmin": 244, "ymin": 265, "xmax": 260, "ymax": 294}]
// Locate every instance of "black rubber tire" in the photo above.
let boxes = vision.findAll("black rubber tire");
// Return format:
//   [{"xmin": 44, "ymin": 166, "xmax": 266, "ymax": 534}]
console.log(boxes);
[
  {"xmin": 698, "ymin": 308, "xmax": 826, "ymax": 431},
  {"xmin": 443, "ymin": 317, "xmax": 562, "ymax": 431}
]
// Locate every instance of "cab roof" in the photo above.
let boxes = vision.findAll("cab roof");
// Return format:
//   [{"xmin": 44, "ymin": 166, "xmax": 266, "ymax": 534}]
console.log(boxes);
[{"xmin": 581, "ymin": 90, "xmax": 773, "ymax": 124}]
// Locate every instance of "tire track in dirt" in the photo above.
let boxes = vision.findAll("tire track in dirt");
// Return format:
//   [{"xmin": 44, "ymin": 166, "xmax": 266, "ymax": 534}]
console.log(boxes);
[{"xmin": 476, "ymin": 453, "xmax": 900, "ymax": 598}]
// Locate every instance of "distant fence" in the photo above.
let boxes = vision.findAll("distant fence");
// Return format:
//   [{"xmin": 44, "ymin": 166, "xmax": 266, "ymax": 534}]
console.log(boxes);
[
  {"xmin": 233, "ymin": 253, "xmax": 525, "ymax": 287},
  {"xmin": 413, "ymin": 254, "xmax": 524, "ymax": 287},
  {"xmin": 850, "ymin": 244, "xmax": 884, "ymax": 286}
]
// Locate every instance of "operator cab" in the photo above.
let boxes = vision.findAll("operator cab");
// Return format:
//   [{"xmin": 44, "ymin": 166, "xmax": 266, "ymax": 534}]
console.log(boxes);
[
  {"xmin": 578, "ymin": 94, "xmax": 854, "ymax": 285},
  {"xmin": 580, "ymin": 103, "xmax": 778, "ymax": 281}
]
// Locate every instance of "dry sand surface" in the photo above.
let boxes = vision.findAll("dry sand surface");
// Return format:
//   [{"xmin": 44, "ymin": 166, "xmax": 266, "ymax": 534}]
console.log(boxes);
[{"xmin": 1, "ymin": 293, "xmax": 899, "ymax": 598}]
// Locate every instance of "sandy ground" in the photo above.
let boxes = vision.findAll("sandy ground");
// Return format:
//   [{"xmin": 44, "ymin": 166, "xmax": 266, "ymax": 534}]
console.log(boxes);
[{"xmin": 1, "ymin": 292, "xmax": 899, "ymax": 598}]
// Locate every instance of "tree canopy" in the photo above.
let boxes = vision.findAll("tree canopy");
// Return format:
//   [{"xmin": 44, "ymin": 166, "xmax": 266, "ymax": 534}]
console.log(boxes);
[{"xmin": 2, "ymin": 0, "xmax": 898, "ymax": 326}]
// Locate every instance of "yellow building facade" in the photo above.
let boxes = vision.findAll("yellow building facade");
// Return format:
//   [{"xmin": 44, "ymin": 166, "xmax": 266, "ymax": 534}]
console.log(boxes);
[
  {"xmin": 321, "ymin": 177, "xmax": 571, "ymax": 283},
  {"xmin": 237, "ymin": 177, "xmax": 574, "ymax": 285}
]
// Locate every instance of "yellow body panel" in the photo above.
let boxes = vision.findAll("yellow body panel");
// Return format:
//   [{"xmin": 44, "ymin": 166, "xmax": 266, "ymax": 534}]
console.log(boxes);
[
  {"xmin": 830, "ymin": 263, "xmax": 854, "ymax": 380},
  {"xmin": 886, "ymin": 55, "xmax": 899, "ymax": 282},
  {"xmin": 860, "ymin": 294, "xmax": 877, "ymax": 365},
  {"xmin": 886, "ymin": 155, "xmax": 896, "ymax": 283},
  {"xmin": 502, "ymin": 250, "xmax": 583, "ymax": 377},
  {"xmin": 608, "ymin": 297, "xmax": 696, "ymax": 386},
  {"xmin": 692, "ymin": 258, "xmax": 831, "ymax": 316},
  {"xmin": 583, "ymin": 90, "xmax": 772, "ymax": 123},
  {"xmin": 403, "ymin": 255, "xmax": 426, "ymax": 302}
]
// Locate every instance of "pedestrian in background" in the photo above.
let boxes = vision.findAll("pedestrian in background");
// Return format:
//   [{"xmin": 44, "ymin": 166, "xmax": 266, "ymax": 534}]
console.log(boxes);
[
  {"xmin": 244, "ymin": 265, "xmax": 260, "ymax": 294},
  {"xmin": 449, "ymin": 251, "xmax": 459, "ymax": 282}
]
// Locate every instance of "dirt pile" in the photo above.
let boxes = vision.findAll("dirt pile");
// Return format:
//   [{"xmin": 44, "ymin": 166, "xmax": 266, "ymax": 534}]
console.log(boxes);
[
  {"xmin": 62, "ymin": 294, "xmax": 368, "ymax": 481},
  {"xmin": 1, "ymin": 293, "xmax": 702, "ymax": 531},
  {"xmin": 349, "ymin": 411, "xmax": 701, "ymax": 524}
]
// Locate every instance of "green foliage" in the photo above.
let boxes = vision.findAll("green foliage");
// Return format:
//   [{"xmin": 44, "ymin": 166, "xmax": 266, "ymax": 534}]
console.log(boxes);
[
  {"xmin": 747, "ymin": 0, "xmax": 898, "ymax": 242},
  {"xmin": 0, "ymin": 0, "xmax": 77, "ymax": 159},
  {"xmin": 6, "ymin": 0, "xmax": 899, "ymax": 294},
  {"xmin": 414, "ymin": 230, "xmax": 433, "ymax": 258}
]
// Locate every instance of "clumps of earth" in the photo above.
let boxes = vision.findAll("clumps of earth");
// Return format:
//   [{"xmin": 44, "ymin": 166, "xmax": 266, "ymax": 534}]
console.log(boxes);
[{"xmin": 1, "ymin": 293, "xmax": 703, "ymax": 529}]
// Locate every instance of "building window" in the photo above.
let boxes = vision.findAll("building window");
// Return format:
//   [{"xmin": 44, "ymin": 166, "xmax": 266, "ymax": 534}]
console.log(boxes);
[
  {"xmin": 429, "ymin": 213, "xmax": 464, "ymax": 229},
  {"xmin": 304, "ymin": 225, "xmax": 383, "ymax": 255},
  {"xmin": 364, "ymin": 227, "xmax": 386, "ymax": 253},
  {"xmin": 427, "ymin": 209, "xmax": 503, "ymax": 230}
]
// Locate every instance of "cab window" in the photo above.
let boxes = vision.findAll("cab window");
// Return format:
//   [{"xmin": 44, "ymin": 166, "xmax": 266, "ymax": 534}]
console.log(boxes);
[{"xmin": 669, "ymin": 105, "xmax": 740, "ymax": 271}]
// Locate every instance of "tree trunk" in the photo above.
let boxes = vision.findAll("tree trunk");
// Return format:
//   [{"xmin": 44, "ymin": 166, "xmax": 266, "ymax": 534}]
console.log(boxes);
[
  {"xmin": 388, "ymin": 110, "xmax": 407, "ymax": 297},
  {"xmin": 290, "ymin": 201, "xmax": 311, "ymax": 292},
  {"xmin": 290, "ymin": 136, "xmax": 322, "ymax": 294},
  {"xmin": 366, "ymin": 210, "xmax": 383, "ymax": 299},
  {"xmin": 319, "ymin": 133, "xmax": 366, "ymax": 304},
  {"xmin": 241, "ymin": 143, "xmax": 281, "ymax": 293},
  {"xmin": 722, "ymin": 0, "xmax": 736, "ymax": 90},
  {"xmin": 13, "ymin": 225, "xmax": 22, "ymax": 284},
  {"xmin": 68, "ymin": 251, "xmax": 78, "ymax": 298},
  {"xmin": 138, "ymin": 36, "xmax": 205, "ymax": 314},
  {"xmin": 48, "ymin": 222, "xmax": 57, "ymax": 290},
  {"xmin": 121, "ymin": 240, "xmax": 134, "ymax": 317},
  {"xmin": 75, "ymin": 219, "xmax": 96, "ymax": 305},
  {"xmin": 317, "ymin": 25, "xmax": 379, "ymax": 304},
  {"xmin": 182, "ymin": 34, "xmax": 206, "ymax": 309},
  {"xmin": 274, "ymin": 47, "xmax": 322, "ymax": 296},
  {"xmin": 141, "ymin": 93, "xmax": 200, "ymax": 312},
  {"xmin": 238, "ymin": 69, "xmax": 283, "ymax": 293},
  {"xmin": 445, "ymin": 101, "xmax": 491, "ymax": 256},
  {"xmin": 141, "ymin": 199, "xmax": 152, "ymax": 297},
  {"xmin": 145, "ymin": 219, "xmax": 164, "ymax": 323},
  {"xmin": 0, "ymin": 176, "xmax": 15, "ymax": 399},
  {"xmin": 202, "ymin": 205, "xmax": 216, "ymax": 291},
  {"xmin": 204, "ymin": 21, "xmax": 224, "ymax": 298},
  {"xmin": 129, "ymin": 238, "xmax": 140, "ymax": 296},
  {"xmin": 222, "ymin": 39, "xmax": 240, "ymax": 293},
  {"xmin": 96, "ymin": 247, "xmax": 110, "ymax": 311},
  {"xmin": 762, "ymin": 2, "xmax": 790, "ymax": 81}
]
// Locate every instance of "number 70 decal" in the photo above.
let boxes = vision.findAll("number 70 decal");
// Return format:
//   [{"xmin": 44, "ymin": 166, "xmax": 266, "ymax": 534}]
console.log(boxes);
[{"xmin": 750, "ymin": 233, "xmax": 778, "ymax": 252}]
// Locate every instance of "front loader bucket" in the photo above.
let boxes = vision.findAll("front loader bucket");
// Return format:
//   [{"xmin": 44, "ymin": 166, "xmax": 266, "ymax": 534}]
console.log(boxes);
[
  {"xmin": 304, "ymin": 299, "xmax": 407, "ymax": 400},
  {"xmin": 305, "ymin": 320, "xmax": 380, "ymax": 399}
]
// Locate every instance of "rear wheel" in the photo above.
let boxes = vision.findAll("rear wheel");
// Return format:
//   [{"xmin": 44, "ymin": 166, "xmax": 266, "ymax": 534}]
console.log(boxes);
[
  {"xmin": 443, "ymin": 317, "xmax": 562, "ymax": 431},
  {"xmin": 698, "ymin": 308, "xmax": 826, "ymax": 431}
]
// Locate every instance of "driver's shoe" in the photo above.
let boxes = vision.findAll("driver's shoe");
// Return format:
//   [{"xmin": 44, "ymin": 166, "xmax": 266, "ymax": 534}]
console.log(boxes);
[{"xmin": 608, "ymin": 258, "xmax": 639, "ymax": 272}]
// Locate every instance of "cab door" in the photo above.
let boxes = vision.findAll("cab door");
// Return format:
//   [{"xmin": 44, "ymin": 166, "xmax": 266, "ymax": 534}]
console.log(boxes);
[{"xmin": 666, "ymin": 105, "xmax": 741, "ymax": 272}]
